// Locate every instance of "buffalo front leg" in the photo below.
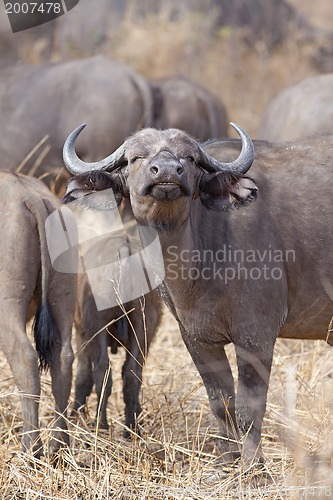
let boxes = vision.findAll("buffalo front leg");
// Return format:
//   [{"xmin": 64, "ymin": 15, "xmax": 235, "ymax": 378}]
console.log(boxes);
[
  {"xmin": 122, "ymin": 349, "xmax": 144, "ymax": 438},
  {"xmin": 72, "ymin": 328, "xmax": 94, "ymax": 416},
  {"xmin": 92, "ymin": 331, "xmax": 112, "ymax": 430},
  {"xmin": 121, "ymin": 321, "xmax": 153, "ymax": 438},
  {"xmin": 235, "ymin": 341, "xmax": 275, "ymax": 465},
  {"xmin": 73, "ymin": 329, "xmax": 112, "ymax": 430},
  {"xmin": 181, "ymin": 331, "xmax": 240, "ymax": 462}
]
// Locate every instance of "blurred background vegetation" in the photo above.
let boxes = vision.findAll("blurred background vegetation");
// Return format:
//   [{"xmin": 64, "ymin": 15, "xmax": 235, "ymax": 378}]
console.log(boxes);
[{"xmin": 1, "ymin": 0, "xmax": 333, "ymax": 138}]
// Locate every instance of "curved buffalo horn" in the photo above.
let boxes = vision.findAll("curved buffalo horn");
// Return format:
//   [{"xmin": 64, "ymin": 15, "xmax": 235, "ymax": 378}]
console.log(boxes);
[
  {"xmin": 64, "ymin": 122, "xmax": 254, "ymax": 177},
  {"xmin": 63, "ymin": 123, "xmax": 126, "ymax": 175},
  {"xmin": 198, "ymin": 122, "xmax": 254, "ymax": 175}
]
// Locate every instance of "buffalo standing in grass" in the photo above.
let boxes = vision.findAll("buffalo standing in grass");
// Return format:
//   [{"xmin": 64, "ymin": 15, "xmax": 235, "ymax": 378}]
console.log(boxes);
[
  {"xmin": 257, "ymin": 74, "xmax": 333, "ymax": 141},
  {"xmin": 0, "ymin": 172, "xmax": 76, "ymax": 457},
  {"xmin": 73, "ymin": 277, "xmax": 162, "ymax": 435},
  {"xmin": 0, "ymin": 56, "xmax": 153, "ymax": 191},
  {"xmin": 62, "ymin": 123, "xmax": 333, "ymax": 465}
]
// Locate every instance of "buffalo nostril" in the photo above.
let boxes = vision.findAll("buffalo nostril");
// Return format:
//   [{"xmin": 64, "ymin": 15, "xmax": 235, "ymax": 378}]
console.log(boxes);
[
  {"xmin": 177, "ymin": 166, "xmax": 184, "ymax": 175},
  {"xmin": 150, "ymin": 166, "xmax": 158, "ymax": 175}
]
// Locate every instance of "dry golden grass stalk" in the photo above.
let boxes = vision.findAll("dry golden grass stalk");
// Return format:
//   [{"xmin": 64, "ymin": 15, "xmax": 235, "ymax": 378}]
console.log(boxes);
[{"xmin": 15, "ymin": 135, "xmax": 49, "ymax": 175}]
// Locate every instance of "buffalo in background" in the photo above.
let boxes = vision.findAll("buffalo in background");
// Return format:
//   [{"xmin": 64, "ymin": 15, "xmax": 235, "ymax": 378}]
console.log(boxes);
[
  {"xmin": 69, "ymin": 207, "xmax": 163, "ymax": 435},
  {"xmin": 151, "ymin": 75, "xmax": 229, "ymax": 140},
  {"xmin": 0, "ymin": 172, "xmax": 76, "ymax": 457},
  {"xmin": 0, "ymin": 54, "xmax": 230, "ymax": 192},
  {"xmin": 73, "ymin": 277, "xmax": 162, "ymax": 435},
  {"xmin": 257, "ymin": 73, "xmax": 333, "ymax": 141},
  {"xmin": 0, "ymin": 55, "xmax": 153, "ymax": 190}
]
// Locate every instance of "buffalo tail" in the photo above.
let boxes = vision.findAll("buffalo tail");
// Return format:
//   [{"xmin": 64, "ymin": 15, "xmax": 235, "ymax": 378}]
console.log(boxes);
[{"xmin": 33, "ymin": 300, "xmax": 55, "ymax": 372}]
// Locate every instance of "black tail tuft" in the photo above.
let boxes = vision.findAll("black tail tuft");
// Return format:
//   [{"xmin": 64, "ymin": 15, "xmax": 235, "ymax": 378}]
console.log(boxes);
[{"xmin": 33, "ymin": 300, "xmax": 56, "ymax": 372}]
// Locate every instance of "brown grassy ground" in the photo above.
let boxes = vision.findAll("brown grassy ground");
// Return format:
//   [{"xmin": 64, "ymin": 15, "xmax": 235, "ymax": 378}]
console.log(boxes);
[
  {"xmin": 0, "ymin": 1, "xmax": 333, "ymax": 497},
  {"xmin": 0, "ymin": 307, "xmax": 332, "ymax": 498}
]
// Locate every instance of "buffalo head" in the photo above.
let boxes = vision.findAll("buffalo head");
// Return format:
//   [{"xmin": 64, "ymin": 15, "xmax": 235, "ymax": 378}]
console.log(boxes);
[{"xmin": 63, "ymin": 124, "xmax": 257, "ymax": 230}]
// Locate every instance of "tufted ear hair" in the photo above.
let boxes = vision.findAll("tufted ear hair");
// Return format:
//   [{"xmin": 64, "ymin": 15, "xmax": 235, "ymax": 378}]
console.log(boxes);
[
  {"xmin": 199, "ymin": 172, "xmax": 258, "ymax": 211},
  {"xmin": 62, "ymin": 171, "xmax": 127, "ymax": 211}
]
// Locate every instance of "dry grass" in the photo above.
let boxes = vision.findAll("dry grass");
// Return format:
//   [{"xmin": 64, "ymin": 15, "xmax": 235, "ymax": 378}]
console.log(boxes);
[{"xmin": 0, "ymin": 307, "xmax": 332, "ymax": 498}]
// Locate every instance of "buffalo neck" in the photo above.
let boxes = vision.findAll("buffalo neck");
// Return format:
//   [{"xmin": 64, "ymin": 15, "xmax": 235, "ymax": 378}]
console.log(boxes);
[{"xmin": 157, "ymin": 203, "xmax": 232, "ymax": 299}]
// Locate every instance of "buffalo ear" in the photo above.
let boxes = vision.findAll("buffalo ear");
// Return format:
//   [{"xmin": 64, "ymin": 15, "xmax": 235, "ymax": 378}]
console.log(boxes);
[
  {"xmin": 62, "ymin": 171, "xmax": 126, "ymax": 211},
  {"xmin": 199, "ymin": 172, "xmax": 258, "ymax": 211}
]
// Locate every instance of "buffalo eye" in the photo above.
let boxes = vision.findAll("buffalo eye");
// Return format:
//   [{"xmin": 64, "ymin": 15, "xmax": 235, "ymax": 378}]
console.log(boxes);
[
  {"xmin": 180, "ymin": 155, "xmax": 195, "ymax": 163},
  {"xmin": 130, "ymin": 156, "xmax": 144, "ymax": 164}
]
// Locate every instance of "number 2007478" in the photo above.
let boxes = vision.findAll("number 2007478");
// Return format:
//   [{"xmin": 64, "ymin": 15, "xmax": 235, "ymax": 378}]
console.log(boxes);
[{"xmin": 5, "ymin": 2, "xmax": 62, "ymax": 14}]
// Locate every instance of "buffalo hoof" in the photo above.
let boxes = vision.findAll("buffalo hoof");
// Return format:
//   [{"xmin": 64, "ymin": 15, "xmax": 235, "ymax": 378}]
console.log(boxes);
[
  {"xmin": 48, "ymin": 448, "xmax": 68, "ymax": 468},
  {"xmin": 21, "ymin": 435, "xmax": 44, "ymax": 460},
  {"xmin": 70, "ymin": 406, "xmax": 85, "ymax": 420},
  {"xmin": 216, "ymin": 439, "xmax": 241, "ymax": 464},
  {"xmin": 94, "ymin": 419, "xmax": 109, "ymax": 430},
  {"xmin": 123, "ymin": 424, "xmax": 141, "ymax": 439},
  {"xmin": 48, "ymin": 431, "xmax": 70, "ymax": 460},
  {"xmin": 241, "ymin": 440, "xmax": 265, "ymax": 468},
  {"xmin": 21, "ymin": 440, "xmax": 44, "ymax": 461}
]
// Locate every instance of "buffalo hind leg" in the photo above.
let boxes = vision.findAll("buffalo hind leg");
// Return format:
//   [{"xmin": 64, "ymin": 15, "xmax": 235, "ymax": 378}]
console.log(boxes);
[
  {"xmin": 48, "ymin": 305, "xmax": 74, "ymax": 457},
  {"xmin": 0, "ymin": 319, "xmax": 43, "ymax": 457},
  {"xmin": 181, "ymin": 330, "xmax": 240, "ymax": 462}
]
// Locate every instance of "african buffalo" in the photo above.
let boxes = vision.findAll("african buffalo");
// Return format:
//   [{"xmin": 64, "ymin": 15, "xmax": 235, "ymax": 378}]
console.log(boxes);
[
  {"xmin": 0, "ymin": 172, "xmax": 76, "ymax": 457},
  {"xmin": 62, "ymin": 123, "xmax": 333, "ymax": 465},
  {"xmin": 151, "ymin": 76, "xmax": 229, "ymax": 140},
  {"xmin": 0, "ymin": 56, "xmax": 153, "ymax": 190},
  {"xmin": 73, "ymin": 277, "xmax": 162, "ymax": 435},
  {"xmin": 257, "ymin": 74, "xmax": 333, "ymax": 141}
]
